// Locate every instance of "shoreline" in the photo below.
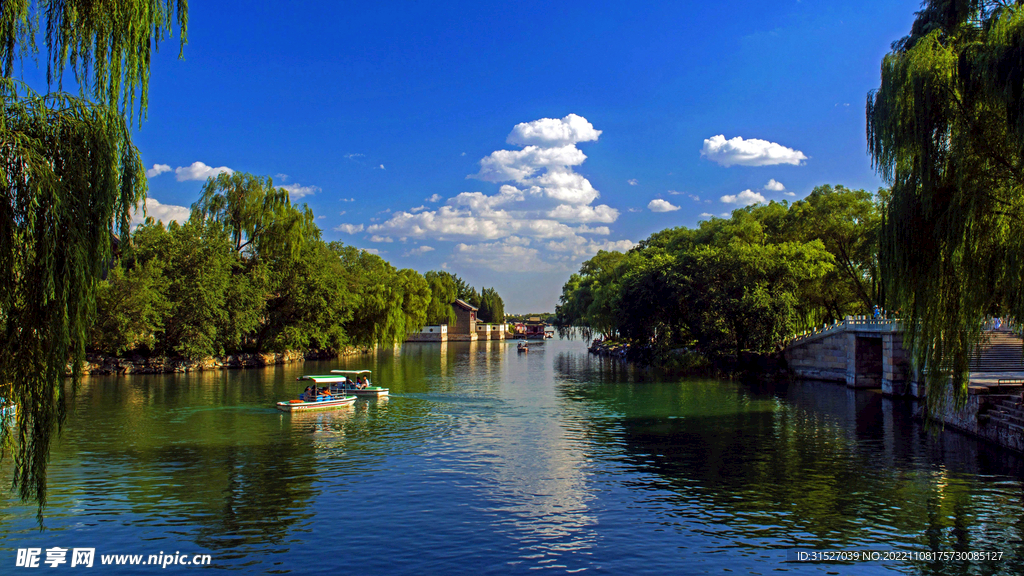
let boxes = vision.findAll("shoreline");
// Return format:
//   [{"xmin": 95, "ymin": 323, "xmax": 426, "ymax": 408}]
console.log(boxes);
[{"xmin": 76, "ymin": 347, "xmax": 374, "ymax": 376}]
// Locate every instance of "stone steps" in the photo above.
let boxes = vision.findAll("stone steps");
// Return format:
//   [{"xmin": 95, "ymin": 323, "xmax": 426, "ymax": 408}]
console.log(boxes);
[{"xmin": 972, "ymin": 331, "xmax": 1024, "ymax": 372}]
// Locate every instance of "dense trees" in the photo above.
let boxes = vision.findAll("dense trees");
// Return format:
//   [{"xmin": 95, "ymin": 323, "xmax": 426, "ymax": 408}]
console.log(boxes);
[
  {"xmin": 556, "ymin": 186, "xmax": 882, "ymax": 360},
  {"xmin": 0, "ymin": 1, "xmax": 187, "ymax": 510},
  {"xmin": 868, "ymin": 0, "xmax": 1024, "ymax": 412},
  {"xmin": 86, "ymin": 182, "xmax": 493, "ymax": 359}
]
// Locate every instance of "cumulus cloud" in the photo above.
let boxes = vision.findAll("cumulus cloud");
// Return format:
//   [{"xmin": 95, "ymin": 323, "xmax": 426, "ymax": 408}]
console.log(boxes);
[
  {"xmin": 403, "ymin": 245, "xmax": 435, "ymax": 257},
  {"xmin": 648, "ymin": 199, "xmax": 681, "ymax": 212},
  {"xmin": 700, "ymin": 212, "xmax": 713, "ymax": 218},
  {"xmin": 720, "ymin": 189, "xmax": 766, "ymax": 206},
  {"xmin": 335, "ymin": 223, "xmax": 364, "ymax": 234},
  {"xmin": 627, "ymin": 178, "xmax": 638, "ymax": 186},
  {"xmin": 174, "ymin": 161, "xmax": 233, "ymax": 182},
  {"xmin": 765, "ymin": 179, "xmax": 785, "ymax": 191},
  {"xmin": 370, "ymin": 235, "xmax": 393, "ymax": 243},
  {"xmin": 783, "ymin": 191, "xmax": 796, "ymax": 197},
  {"xmin": 146, "ymin": 164, "xmax": 171, "ymax": 178},
  {"xmin": 506, "ymin": 113, "xmax": 601, "ymax": 147},
  {"xmin": 132, "ymin": 197, "xmax": 190, "ymax": 226},
  {"xmin": 701, "ymin": 135, "xmax": 807, "ymax": 167},
  {"xmin": 450, "ymin": 241, "xmax": 552, "ymax": 273},
  {"xmin": 362, "ymin": 248, "xmax": 381, "ymax": 255},
  {"xmin": 369, "ymin": 114, "xmax": 631, "ymax": 272},
  {"xmin": 279, "ymin": 183, "xmax": 320, "ymax": 199}
]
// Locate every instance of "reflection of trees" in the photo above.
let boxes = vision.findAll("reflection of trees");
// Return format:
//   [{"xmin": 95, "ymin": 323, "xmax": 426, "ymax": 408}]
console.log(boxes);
[{"xmin": 554, "ymin": 355, "xmax": 1024, "ymax": 575}]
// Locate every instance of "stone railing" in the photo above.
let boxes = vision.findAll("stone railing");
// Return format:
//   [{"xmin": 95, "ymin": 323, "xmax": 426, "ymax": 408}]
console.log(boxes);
[{"xmin": 785, "ymin": 316, "xmax": 900, "ymax": 348}]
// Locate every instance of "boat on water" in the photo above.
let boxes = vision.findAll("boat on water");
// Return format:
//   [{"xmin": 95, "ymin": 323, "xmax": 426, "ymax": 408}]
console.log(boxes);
[
  {"xmin": 276, "ymin": 378, "xmax": 356, "ymax": 412},
  {"xmin": 517, "ymin": 340, "xmax": 529, "ymax": 352},
  {"xmin": 329, "ymin": 369, "xmax": 390, "ymax": 398}
]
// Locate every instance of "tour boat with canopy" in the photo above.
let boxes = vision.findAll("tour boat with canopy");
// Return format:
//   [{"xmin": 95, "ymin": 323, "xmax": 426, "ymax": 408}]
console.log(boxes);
[
  {"xmin": 276, "ymin": 376, "xmax": 357, "ymax": 412},
  {"xmin": 329, "ymin": 369, "xmax": 390, "ymax": 397}
]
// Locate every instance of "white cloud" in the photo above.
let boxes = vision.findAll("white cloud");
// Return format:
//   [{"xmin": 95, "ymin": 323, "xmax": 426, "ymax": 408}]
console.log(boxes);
[
  {"xmin": 699, "ymin": 212, "xmax": 713, "ymax": 218},
  {"xmin": 370, "ymin": 114, "xmax": 621, "ymax": 274},
  {"xmin": 765, "ymin": 179, "xmax": 785, "ymax": 191},
  {"xmin": 453, "ymin": 240, "xmax": 560, "ymax": 273},
  {"xmin": 370, "ymin": 235, "xmax": 393, "ymax": 243},
  {"xmin": 783, "ymin": 191, "xmax": 796, "ymax": 197},
  {"xmin": 379, "ymin": 164, "xmax": 385, "ymax": 170},
  {"xmin": 317, "ymin": 215, "xmax": 325, "ymax": 220},
  {"xmin": 473, "ymin": 144, "xmax": 587, "ymax": 183},
  {"xmin": 174, "ymin": 161, "xmax": 233, "ymax": 182},
  {"xmin": 627, "ymin": 178, "xmax": 638, "ymax": 186},
  {"xmin": 648, "ymin": 199, "xmax": 681, "ymax": 212},
  {"xmin": 628, "ymin": 207, "xmax": 641, "ymax": 213},
  {"xmin": 275, "ymin": 173, "xmax": 289, "ymax": 181},
  {"xmin": 545, "ymin": 237, "xmax": 635, "ymax": 260},
  {"xmin": 362, "ymin": 248, "xmax": 381, "ymax": 255},
  {"xmin": 506, "ymin": 113, "xmax": 602, "ymax": 147},
  {"xmin": 403, "ymin": 245, "xmax": 435, "ymax": 257},
  {"xmin": 132, "ymin": 197, "xmax": 190, "ymax": 226},
  {"xmin": 720, "ymin": 189, "xmax": 766, "ymax": 206},
  {"xmin": 146, "ymin": 164, "xmax": 171, "ymax": 178},
  {"xmin": 279, "ymin": 183, "xmax": 321, "ymax": 199},
  {"xmin": 335, "ymin": 223, "xmax": 364, "ymax": 234},
  {"xmin": 545, "ymin": 203, "xmax": 618, "ymax": 223},
  {"xmin": 701, "ymin": 135, "xmax": 807, "ymax": 167},
  {"xmin": 341, "ymin": 198, "xmax": 356, "ymax": 202}
]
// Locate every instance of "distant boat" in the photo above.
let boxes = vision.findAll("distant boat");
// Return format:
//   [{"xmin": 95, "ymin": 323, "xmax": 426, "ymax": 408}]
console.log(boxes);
[{"xmin": 517, "ymin": 340, "xmax": 529, "ymax": 353}]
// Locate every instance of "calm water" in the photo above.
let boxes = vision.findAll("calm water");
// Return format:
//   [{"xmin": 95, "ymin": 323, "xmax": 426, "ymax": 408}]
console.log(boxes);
[{"xmin": 3, "ymin": 339, "xmax": 1024, "ymax": 574}]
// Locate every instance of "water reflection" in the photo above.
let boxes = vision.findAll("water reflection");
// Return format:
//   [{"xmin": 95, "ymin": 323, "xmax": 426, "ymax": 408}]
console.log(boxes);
[{"xmin": 3, "ymin": 340, "xmax": 1024, "ymax": 574}]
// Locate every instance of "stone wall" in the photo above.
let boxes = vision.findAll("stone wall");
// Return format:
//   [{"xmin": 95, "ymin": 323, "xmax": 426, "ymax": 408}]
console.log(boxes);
[
  {"xmin": 78, "ymin": 347, "xmax": 372, "ymax": 376},
  {"xmin": 784, "ymin": 333, "xmax": 848, "ymax": 382}
]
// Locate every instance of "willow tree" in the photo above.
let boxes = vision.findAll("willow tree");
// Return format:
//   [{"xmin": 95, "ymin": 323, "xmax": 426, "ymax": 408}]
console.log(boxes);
[
  {"xmin": 0, "ymin": 1, "xmax": 187, "ymax": 512},
  {"xmin": 867, "ymin": 0, "xmax": 1024, "ymax": 416},
  {"xmin": 192, "ymin": 172, "xmax": 309, "ymax": 260}
]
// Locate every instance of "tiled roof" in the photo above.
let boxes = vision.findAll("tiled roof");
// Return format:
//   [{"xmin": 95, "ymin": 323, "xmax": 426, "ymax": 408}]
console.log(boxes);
[{"xmin": 452, "ymin": 299, "xmax": 478, "ymax": 311}]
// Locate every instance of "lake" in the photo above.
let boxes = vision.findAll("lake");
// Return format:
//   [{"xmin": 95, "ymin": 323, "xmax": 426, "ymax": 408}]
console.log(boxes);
[{"xmin": 3, "ymin": 338, "xmax": 1023, "ymax": 574}]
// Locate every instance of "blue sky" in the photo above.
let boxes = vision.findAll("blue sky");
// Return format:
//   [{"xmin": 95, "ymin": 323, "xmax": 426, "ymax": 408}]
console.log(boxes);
[{"xmin": 123, "ymin": 0, "xmax": 921, "ymax": 312}]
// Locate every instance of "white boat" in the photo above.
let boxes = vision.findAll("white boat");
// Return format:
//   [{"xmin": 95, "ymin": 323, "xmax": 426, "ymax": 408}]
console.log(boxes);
[
  {"xmin": 517, "ymin": 340, "xmax": 529, "ymax": 352},
  {"xmin": 328, "ymin": 369, "xmax": 390, "ymax": 398}
]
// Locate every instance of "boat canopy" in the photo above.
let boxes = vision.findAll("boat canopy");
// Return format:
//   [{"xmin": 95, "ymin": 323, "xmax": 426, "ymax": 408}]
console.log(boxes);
[
  {"xmin": 299, "ymin": 375, "xmax": 350, "ymax": 383},
  {"xmin": 330, "ymin": 369, "xmax": 372, "ymax": 375}
]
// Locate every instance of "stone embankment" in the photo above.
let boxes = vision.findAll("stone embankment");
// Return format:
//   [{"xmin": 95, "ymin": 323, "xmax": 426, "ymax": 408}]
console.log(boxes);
[{"xmin": 77, "ymin": 347, "xmax": 372, "ymax": 376}]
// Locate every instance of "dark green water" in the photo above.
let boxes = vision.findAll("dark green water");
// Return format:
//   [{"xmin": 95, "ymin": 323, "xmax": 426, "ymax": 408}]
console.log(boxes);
[{"xmin": 3, "ymin": 339, "xmax": 1024, "ymax": 574}]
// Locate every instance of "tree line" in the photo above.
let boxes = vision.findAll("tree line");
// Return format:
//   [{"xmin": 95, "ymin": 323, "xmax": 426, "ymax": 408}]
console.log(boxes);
[
  {"xmin": 92, "ymin": 173, "xmax": 506, "ymax": 359},
  {"xmin": 555, "ymin": 185, "xmax": 883, "ymax": 361}
]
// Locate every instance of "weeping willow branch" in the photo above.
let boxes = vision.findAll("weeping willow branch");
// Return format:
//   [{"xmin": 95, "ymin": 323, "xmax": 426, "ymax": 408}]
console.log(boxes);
[
  {"xmin": 0, "ymin": 81, "xmax": 146, "ymax": 511},
  {"xmin": 868, "ymin": 0, "xmax": 1024, "ymax": 418}
]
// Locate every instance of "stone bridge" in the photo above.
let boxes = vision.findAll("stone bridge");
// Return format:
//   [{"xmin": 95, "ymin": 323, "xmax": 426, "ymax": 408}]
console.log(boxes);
[{"xmin": 784, "ymin": 318, "xmax": 910, "ymax": 395}]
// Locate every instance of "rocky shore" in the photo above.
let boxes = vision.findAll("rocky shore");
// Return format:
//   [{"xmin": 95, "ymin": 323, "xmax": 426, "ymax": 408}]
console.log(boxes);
[{"xmin": 77, "ymin": 347, "xmax": 373, "ymax": 376}]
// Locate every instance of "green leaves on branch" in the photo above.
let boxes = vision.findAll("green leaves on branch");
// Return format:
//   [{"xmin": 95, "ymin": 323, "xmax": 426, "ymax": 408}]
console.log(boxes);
[
  {"xmin": 867, "ymin": 0, "xmax": 1024, "ymax": 414},
  {"xmin": 557, "ymin": 187, "xmax": 882, "ymax": 361},
  {"xmin": 0, "ymin": 83, "xmax": 146, "ymax": 509}
]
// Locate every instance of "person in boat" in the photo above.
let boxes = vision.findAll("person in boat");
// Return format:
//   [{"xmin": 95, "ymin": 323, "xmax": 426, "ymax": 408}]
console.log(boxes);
[
  {"xmin": 303, "ymin": 385, "xmax": 314, "ymax": 400},
  {"xmin": 356, "ymin": 376, "xmax": 368, "ymax": 389}
]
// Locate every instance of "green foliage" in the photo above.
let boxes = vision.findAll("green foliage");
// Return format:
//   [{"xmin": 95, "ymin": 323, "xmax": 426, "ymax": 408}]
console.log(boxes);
[
  {"xmin": 557, "ymin": 193, "xmax": 888, "ymax": 360},
  {"xmin": 424, "ymin": 271, "xmax": 458, "ymax": 326},
  {"xmin": 478, "ymin": 287, "xmax": 505, "ymax": 323},
  {"xmin": 90, "ymin": 260, "xmax": 170, "ymax": 355},
  {"xmin": 867, "ymin": 0, "xmax": 1024, "ymax": 413},
  {"xmin": 0, "ymin": 0, "xmax": 187, "ymax": 512}
]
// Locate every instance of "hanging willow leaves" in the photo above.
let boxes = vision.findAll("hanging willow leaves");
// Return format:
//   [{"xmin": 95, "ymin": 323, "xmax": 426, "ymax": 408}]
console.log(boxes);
[
  {"xmin": 0, "ymin": 84, "xmax": 145, "ymax": 507},
  {"xmin": 867, "ymin": 0, "xmax": 1024, "ymax": 418},
  {"xmin": 0, "ymin": 1, "xmax": 187, "ymax": 515}
]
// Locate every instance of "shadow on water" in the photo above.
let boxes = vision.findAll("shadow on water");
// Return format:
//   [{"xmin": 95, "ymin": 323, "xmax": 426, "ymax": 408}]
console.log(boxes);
[{"xmin": 554, "ymin": 351, "xmax": 1024, "ymax": 575}]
